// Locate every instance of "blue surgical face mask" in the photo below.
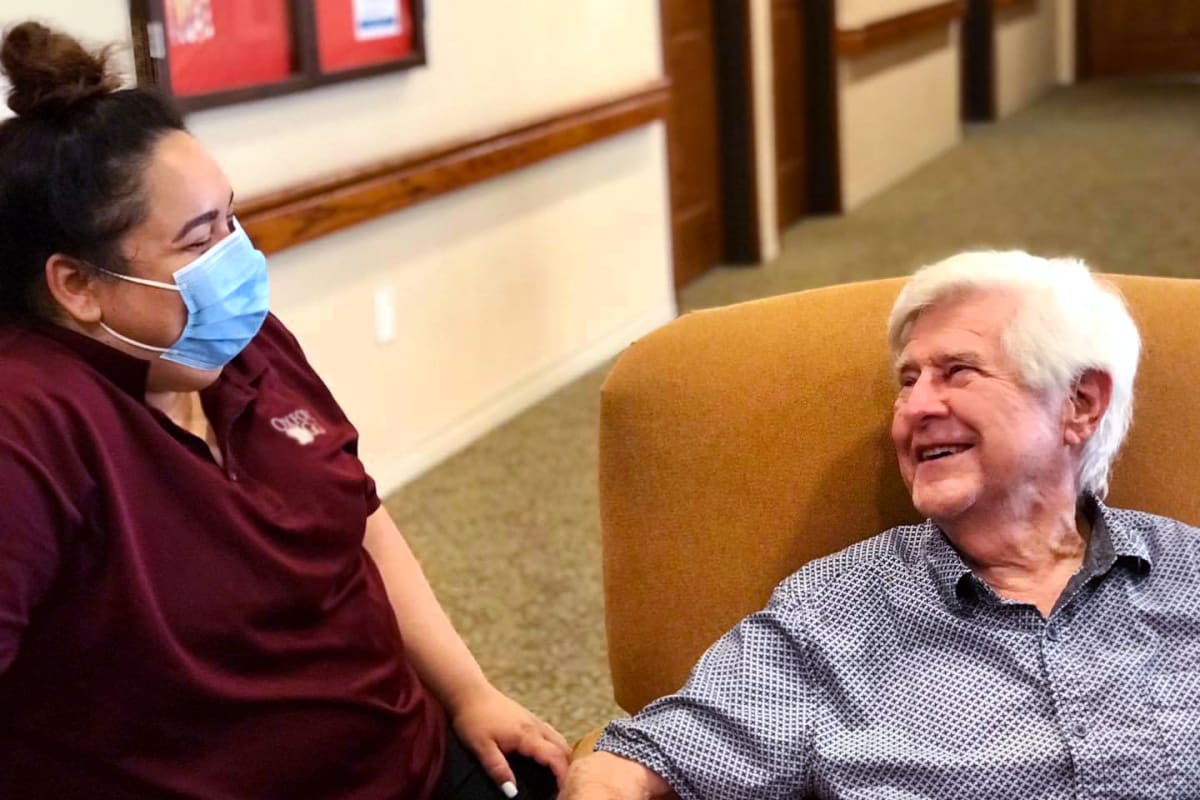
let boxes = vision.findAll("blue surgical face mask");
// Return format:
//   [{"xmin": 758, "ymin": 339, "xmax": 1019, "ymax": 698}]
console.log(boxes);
[{"xmin": 97, "ymin": 218, "xmax": 270, "ymax": 371}]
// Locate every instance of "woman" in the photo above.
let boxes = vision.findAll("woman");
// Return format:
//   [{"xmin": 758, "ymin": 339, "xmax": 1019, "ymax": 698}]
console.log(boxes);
[{"xmin": 0, "ymin": 21, "xmax": 566, "ymax": 800}]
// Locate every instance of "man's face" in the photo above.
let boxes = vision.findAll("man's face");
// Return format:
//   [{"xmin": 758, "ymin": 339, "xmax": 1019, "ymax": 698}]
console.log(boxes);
[{"xmin": 891, "ymin": 291, "xmax": 1070, "ymax": 526}]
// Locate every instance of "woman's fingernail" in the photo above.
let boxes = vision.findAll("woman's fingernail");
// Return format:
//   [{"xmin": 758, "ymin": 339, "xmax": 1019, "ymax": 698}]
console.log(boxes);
[{"xmin": 500, "ymin": 781, "xmax": 518, "ymax": 798}]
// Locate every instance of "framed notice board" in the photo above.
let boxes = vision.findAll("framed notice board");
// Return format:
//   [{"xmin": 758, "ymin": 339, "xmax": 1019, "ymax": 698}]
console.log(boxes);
[{"xmin": 131, "ymin": 0, "xmax": 425, "ymax": 112}]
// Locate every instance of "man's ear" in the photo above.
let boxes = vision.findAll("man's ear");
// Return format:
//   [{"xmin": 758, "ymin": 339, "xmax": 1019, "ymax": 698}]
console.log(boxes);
[
  {"xmin": 44, "ymin": 253, "xmax": 104, "ymax": 325},
  {"xmin": 1063, "ymin": 369, "xmax": 1113, "ymax": 447}
]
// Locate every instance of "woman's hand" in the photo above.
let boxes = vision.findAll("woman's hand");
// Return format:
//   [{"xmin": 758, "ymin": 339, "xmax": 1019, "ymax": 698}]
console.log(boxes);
[
  {"xmin": 359, "ymin": 512, "xmax": 568, "ymax": 792},
  {"xmin": 449, "ymin": 683, "xmax": 571, "ymax": 794}
]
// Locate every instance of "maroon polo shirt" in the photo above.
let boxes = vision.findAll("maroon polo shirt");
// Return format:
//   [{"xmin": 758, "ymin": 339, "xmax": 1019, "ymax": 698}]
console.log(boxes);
[{"xmin": 0, "ymin": 315, "xmax": 445, "ymax": 799}]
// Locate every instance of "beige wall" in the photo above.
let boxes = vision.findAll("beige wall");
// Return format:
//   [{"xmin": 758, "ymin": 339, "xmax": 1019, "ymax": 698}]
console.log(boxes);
[
  {"xmin": 836, "ymin": 1, "xmax": 961, "ymax": 210},
  {"xmin": 994, "ymin": 1, "xmax": 1058, "ymax": 118},
  {"xmin": 188, "ymin": 4, "xmax": 664, "ymax": 196},
  {"xmin": 825, "ymin": 1, "xmax": 1074, "ymax": 209},
  {"xmin": 2, "ymin": 0, "xmax": 675, "ymax": 493}
]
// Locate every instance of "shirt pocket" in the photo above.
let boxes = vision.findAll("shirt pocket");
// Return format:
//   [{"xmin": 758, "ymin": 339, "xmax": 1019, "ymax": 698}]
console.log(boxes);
[
  {"xmin": 1150, "ymin": 670, "xmax": 1200, "ymax": 775},
  {"xmin": 1152, "ymin": 669, "xmax": 1200, "ymax": 708}
]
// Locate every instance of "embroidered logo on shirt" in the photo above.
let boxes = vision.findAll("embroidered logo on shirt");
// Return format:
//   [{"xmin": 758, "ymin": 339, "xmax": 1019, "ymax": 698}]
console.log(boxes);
[{"xmin": 270, "ymin": 409, "xmax": 327, "ymax": 446}]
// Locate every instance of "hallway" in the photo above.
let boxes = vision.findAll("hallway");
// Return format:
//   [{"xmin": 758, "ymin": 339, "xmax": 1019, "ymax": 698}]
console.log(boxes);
[{"xmin": 386, "ymin": 78, "xmax": 1200, "ymax": 739}]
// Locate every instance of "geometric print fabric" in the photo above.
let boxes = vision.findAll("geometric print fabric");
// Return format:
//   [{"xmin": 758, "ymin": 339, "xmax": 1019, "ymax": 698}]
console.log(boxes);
[{"xmin": 598, "ymin": 499, "xmax": 1200, "ymax": 799}]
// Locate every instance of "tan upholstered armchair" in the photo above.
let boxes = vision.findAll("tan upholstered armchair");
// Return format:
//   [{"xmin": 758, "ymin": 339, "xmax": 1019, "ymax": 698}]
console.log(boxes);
[{"xmin": 575, "ymin": 275, "xmax": 1200, "ymax": 779}]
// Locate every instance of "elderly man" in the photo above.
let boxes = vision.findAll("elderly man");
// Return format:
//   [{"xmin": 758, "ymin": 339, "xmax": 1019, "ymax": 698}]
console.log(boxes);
[{"xmin": 561, "ymin": 252, "xmax": 1200, "ymax": 799}]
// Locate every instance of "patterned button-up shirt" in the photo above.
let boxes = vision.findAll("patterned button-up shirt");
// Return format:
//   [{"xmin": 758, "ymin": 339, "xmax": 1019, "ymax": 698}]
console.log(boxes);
[{"xmin": 597, "ymin": 498, "xmax": 1200, "ymax": 799}]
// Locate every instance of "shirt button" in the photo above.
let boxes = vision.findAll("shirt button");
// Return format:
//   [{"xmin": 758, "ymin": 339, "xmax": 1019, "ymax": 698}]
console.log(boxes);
[
  {"xmin": 1070, "ymin": 722, "xmax": 1088, "ymax": 739},
  {"xmin": 1045, "ymin": 626, "xmax": 1060, "ymax": 642},
  {"xmin": 229, "ymin": 472, "xmax": 240, "ymax": 482}
]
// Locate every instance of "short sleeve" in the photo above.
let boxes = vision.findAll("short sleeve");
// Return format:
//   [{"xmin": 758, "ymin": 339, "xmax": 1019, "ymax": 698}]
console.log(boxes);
[
  {"xmin": 362, "ymin": 472, "xmax": 382, "ymax": 515},
  {"xmin": 596, "ymin": 581, "xmax": 815, "ymax": 800},
  {"xmin": 256, "ymin": 315, "xmax": 382, "ymax": 515},
  {"xmin": 0, "ymin": 440, "xmax": 79, "ymax": 676}
]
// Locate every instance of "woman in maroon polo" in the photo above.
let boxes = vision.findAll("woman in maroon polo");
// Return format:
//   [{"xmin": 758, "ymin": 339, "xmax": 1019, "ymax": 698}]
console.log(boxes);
[{"xmin": 0, "ymin": 22, "xmax": 566, "ymax": 800}]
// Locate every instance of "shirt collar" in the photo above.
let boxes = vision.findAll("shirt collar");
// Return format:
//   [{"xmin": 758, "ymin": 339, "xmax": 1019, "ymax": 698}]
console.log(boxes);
[
  {"xmin": 31, "ymin": 320, "xmax": 151, "ymax": 399},
  {"xmin": 213, "ymin": 328, "xmax": 270, "ymax": 391},
  {"xmin": 924, "ymin": 493, "xmax": 1153, "ymax": 613},
  {"xmin": 1087, "ymin": 493, "xmax": 1153, "ymax": 572},
  {"xmin": 924, "ymin": 522, "xmax": 975, "ymax": 613}
]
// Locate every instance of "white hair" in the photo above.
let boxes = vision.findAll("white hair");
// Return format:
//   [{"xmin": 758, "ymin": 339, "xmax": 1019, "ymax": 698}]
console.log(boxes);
[{"xmin": 887, "ymin": 250, "xmax": 1141, "ymax": 498}]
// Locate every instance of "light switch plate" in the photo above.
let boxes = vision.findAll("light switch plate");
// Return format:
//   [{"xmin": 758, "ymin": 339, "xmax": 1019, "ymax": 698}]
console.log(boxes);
[{"xmin": 373, "ymin": 287, "xmax": 396, "ymax": 344}]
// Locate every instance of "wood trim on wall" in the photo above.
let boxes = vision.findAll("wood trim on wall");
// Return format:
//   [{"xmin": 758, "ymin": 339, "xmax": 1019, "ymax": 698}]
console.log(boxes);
[
  {"xmin": 239, "ymin": 81, "xmax": 670, "ymax": 255},
  {"xmin": 835, "ymin": 0, "xmax": 964, "ymax": 58},
  {"xmin": 992, "ymin": 0, "xmax": 1036, "ymax": 12}
]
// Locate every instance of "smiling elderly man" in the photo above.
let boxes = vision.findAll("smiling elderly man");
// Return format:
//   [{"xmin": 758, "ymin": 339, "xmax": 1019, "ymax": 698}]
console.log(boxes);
[{"xmin": 561, "ymin": 252, "xmax": 1200, "ymax": 799}]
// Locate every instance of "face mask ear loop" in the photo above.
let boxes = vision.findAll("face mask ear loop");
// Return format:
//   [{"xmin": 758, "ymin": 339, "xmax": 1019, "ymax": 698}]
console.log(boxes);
[
  {"xmin": 94, "ymin": 267, "xmax": 182, "ymax": 292},
  {"xmin": 97, "ymin": 320, "xmax": 172, "ymax": 354},
  {"xmin": 91, "ymin": 265, "xmax": 184, "ymax": 354}
]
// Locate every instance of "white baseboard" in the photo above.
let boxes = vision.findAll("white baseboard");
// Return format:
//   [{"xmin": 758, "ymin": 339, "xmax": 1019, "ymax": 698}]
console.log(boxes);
[{"xmin": 368, "ymin": 302, "xmax": 677, "ymax": 496}]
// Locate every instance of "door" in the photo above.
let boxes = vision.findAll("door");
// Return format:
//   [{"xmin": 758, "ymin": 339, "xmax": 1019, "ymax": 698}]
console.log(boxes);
[
  {"xmin": 961, "ymin": 0, "xmax": 995, "ymax": 121},
  {"xmin": 772, "ymin": 0, "xmax": 808, "ymax": 230},
  {"xmin": 661, "ymin": 0, "xmax": 723, "ymax": 288},
  {"xmin": 1080, "ymin": 0, "xmax": 1200, "ymax": 77}
]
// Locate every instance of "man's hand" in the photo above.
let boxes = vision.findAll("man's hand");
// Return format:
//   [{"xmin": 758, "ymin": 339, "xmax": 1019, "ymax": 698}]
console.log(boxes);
[
  {"xmin": 450, "ymin": 683, "xmax": 571, "ymax": 792},
  {"xmin": 558, "ymin": 751, "xmax": 672, "ymax": 800}
]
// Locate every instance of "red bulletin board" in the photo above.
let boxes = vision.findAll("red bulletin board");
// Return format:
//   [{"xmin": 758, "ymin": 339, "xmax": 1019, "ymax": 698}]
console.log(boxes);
[
  {"xmin": 134, "ymin": 0, "xmax": 426, "ymax": 111},
  {"xmin": 315, "ymin": 0, "xmax": 414, "ymax": 73},
  {"xmin": 164, "ymin": 0, "xmax": 296, "ymax": 98}
]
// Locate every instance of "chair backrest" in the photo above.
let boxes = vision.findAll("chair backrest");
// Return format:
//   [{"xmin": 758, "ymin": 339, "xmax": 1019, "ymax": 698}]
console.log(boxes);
[{"xmin": 598, "ymin": 274, "xmax": 1200, "ymax": 713}]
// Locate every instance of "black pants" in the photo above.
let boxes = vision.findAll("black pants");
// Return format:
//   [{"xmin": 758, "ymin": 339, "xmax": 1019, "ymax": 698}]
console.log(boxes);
[{"xmin": 433, "ymin": 731, "xmax": 558, "ymax": 800}]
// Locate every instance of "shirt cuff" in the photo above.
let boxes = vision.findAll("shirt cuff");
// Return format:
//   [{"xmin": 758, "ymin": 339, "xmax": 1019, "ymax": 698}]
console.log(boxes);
[{"xmin": 595, "ymin": 719, "xmax": 695, "ymax": 800}]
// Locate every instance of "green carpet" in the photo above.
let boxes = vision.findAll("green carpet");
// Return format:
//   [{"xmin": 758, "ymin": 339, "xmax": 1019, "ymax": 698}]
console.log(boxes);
[{"xmin": 384, "ymin": 78, "xmax": 1200, "ymax": 740}]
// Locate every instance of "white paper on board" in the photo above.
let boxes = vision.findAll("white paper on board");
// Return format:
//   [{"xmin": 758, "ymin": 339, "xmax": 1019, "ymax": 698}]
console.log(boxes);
[{"xmin": 353, "ymin": 0, "xmax": 403, "ymax": 41}]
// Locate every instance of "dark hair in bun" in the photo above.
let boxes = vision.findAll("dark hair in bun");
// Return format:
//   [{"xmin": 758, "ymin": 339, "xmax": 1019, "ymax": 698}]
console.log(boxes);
[
  {"xmin": 0, "ymin": 21, "xmax": 185, "ymax": 322},
  {"xmin": 2, "ymin": 21, "xmax": 121, "ymax": 116}
]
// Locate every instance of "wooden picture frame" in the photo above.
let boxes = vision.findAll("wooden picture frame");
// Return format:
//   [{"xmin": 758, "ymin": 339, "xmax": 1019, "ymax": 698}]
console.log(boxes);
[{"xmin": 131, "ymin": 0, "xmax": 425, "ymax": 113}]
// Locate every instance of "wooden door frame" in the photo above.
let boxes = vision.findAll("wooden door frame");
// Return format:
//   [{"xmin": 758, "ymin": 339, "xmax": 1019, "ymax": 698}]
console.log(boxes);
[
  {"xmin": 660, "ymin": 0, "xmax": 839, "ymax": 272},
  {"xmin": 803, "ymin": 0, "xmax": 842, "ymax": 214},
  {"xmin": 1075, "ymin": 0, "xmax": 1092, "ymax": 80},
  {"xmin": 711, "ymin": 1, "xmax": 761, "ymax": 263},
  {"xmin": 962, "ymin": 0, "xmax": 996, "ymax": 121},
  {"xmin": 660, "ymin": 0, "xmax": 730, "ymax": 286}
]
